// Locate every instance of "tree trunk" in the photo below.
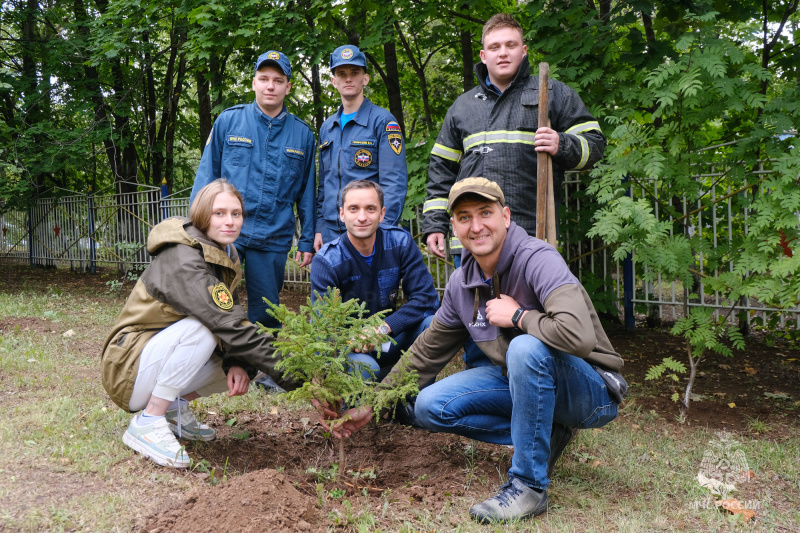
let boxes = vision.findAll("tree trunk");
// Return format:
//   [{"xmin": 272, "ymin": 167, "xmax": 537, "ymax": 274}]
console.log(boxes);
[
  {"xmin": 460, "ymin": 29, "xmax": 474, "ymax": 92},
  {"xmin": 143, "ymin": 30, "xmax": 157, "ymax": 186},
  {"xmin": 395, "ymin": 22, "xmax": 431, "ymax": 128},
  {"xmin": 382, "ymin": 40, "xmax": 405, "ymax": 137}
]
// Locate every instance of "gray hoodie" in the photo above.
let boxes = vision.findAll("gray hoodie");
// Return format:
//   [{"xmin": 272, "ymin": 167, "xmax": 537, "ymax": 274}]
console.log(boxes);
[{"xmin": 384, "ymin": 222, "xmax": 622, "ymax": 389}]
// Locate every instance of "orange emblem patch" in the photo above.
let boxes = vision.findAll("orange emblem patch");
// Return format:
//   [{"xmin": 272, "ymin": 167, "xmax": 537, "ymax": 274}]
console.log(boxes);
[{"xmin": 210, "ymin": 283, "xmax": 234, "ymax": 310}]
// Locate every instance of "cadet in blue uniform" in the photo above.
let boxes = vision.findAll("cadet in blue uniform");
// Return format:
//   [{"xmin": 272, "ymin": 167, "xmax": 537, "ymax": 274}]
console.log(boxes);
[
  {"xmin": 314, "ymin": 45, "xmax": 408, "ymax": 250},
  {"xmin": 191, "ymin": 51, "xmax": 316, "ymax": 330}
]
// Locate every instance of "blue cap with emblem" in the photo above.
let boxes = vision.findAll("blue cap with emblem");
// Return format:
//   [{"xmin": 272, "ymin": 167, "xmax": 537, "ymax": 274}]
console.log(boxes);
[
  {"xmin": 330, "ymin": 45, "xmax": 367, "ymax": 72},
  {"xmin": 255, "ymin": 50, "xmax": 292, "ymax": 80}
]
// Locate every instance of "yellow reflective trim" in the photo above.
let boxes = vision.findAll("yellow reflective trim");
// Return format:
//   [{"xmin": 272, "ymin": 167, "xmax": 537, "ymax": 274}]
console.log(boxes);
[
  {"xmin": 572, "ymin": 135, "xmax": 590, "ymax": 170},
  {"xmin": 449, "ymin": 237, "xmax": 463, "ymax": 250},
  {"xmin": 423, "ymin": 198, "xmax": 449, "ymax": 213},
  {"xmin": 565, "ymin": 121, "xmax": 601, "ymax": 135},
  {"xmin": 431, "ymin": 143, "xmax": 462, "ymax": 163},
  {"xmin": 463, "ymin": 130, "xmax": 537, "ymax": 151}
]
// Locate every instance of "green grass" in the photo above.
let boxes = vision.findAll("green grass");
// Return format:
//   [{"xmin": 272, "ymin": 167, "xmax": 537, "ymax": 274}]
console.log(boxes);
[{"xmin": 1, "ymin": 268, "xmax": 799, "ymax": 531}]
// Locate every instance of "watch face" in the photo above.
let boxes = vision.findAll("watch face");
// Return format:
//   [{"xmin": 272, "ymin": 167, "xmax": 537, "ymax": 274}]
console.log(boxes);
[{"xmin": 379, "ymin": 325, "xmax": 390, "ymax": 335}]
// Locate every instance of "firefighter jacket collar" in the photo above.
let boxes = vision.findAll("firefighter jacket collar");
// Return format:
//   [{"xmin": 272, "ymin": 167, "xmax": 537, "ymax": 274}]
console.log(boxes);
[{"xmin": 475, "ymin": 56, "xmax": 531, "ymax": 96}]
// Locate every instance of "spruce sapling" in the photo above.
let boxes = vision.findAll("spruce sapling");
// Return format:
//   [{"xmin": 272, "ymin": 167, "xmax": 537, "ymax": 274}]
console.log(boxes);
[{"xmin": 259, "ymin": 288, "xmax": 420, "ymax": 469}]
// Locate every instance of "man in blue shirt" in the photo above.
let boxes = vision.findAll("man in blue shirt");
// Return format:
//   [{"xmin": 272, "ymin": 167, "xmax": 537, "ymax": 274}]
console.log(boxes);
[
  {"xmin": 315, "ymin": 45, "xmax": 408, "ymax": 251},
  {"xmin": 311, "ymin": 180, "xmax": 438, "ymax": 381},
  {"xmin": 190, "ymin": 51, "xmax": 316, "ymax": 331}
]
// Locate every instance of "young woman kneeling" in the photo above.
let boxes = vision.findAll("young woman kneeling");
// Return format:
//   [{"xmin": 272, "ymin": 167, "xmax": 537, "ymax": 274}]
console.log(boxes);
[{"xmin": 101, "ymin": 179, "xmax": 294, "ymax": 468}]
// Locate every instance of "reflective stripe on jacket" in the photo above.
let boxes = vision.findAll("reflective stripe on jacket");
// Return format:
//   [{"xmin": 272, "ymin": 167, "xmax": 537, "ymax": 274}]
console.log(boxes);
[{"xmin": 423, "ymin": 57, "xmax": 606, "ymax": 240}]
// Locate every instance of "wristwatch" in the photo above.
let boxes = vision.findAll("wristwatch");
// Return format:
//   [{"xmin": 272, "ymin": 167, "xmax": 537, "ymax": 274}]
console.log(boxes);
[
  {"xmin": 511, "ymin": 308, "xmax": 525, "ymax": 330},
  {"xmin": 378, "ymin": 324, "xmax": 390, "ymax": 335}
]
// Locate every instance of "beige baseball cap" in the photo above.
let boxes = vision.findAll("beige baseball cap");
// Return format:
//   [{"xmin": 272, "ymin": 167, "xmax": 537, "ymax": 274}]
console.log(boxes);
[{"xmin": 448, "ymin": 177, "xmax": 505, "ymax": 211}]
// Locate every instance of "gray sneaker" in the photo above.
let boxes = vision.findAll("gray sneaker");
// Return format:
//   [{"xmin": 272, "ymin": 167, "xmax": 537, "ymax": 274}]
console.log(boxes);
[
  {"xmin": 122, "ymin": 416, "xmax": 190, "ymax": 468},
  {"xmin": 469, "ymin": 478, "xmax": 548, "ymax": 523},
  {"xmin": 165, "ymin": 407, "xmax": 215, "ymax": 441}
]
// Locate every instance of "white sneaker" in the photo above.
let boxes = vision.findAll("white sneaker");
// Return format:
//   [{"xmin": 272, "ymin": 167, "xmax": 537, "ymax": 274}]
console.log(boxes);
[
  {"xmin": 122, "ymin": 416, "xmax": 190, "ymax": 468},
  {"xmin": 165, "ymin": 407, "xmax": 215, "ymax": 441}
]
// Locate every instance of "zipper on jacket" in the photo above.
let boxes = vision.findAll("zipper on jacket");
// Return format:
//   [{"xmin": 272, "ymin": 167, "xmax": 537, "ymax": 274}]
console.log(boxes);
[{"xmin": 336, "ymin": 122, "xmax": 344, "ymax": 233}]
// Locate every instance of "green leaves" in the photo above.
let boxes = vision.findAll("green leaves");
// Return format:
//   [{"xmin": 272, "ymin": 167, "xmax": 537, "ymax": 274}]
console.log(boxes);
[{"xmin": 260, "ymin": 288, "xmax": 419, "ymax": 423}]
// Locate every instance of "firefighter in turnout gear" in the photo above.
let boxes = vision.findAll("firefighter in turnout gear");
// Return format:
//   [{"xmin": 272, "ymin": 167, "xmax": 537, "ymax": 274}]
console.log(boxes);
[{"xmin": 423, "ymin": 13, "xmax": 606, "ymax": 263}]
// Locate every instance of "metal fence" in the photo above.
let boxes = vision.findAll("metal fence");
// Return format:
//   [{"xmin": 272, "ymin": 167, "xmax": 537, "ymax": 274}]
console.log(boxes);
[{"xmin": 2, "ymin": 170, "xmax": 796, "ymax": 328}]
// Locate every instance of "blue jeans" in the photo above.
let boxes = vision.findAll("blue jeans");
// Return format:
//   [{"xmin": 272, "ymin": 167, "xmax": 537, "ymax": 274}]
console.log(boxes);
[
  {"xmin": 236, "ymin": 246, "xmax": 288, "ymax": 329},
  {"xmin": 347, "ymin": 314, "xmax": 434, "ymax": 382},
  {"xmin": 414, "ymin": 334, "xmax": 618, "ymax": 490}
]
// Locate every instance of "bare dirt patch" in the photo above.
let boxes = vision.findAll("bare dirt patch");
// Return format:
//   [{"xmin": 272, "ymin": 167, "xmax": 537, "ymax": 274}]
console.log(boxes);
[
  {"xmin": 142, "ymin": 468, "xmax": 326, "ymax": 533},
  {"xmin": 0, "ymin": 316, "xmax": 57, "ymax": 335}
]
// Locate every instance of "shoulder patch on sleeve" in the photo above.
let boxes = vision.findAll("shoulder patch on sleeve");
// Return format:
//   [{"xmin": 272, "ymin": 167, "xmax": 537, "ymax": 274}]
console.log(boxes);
[
  {"xmin": 209, "ymin": 283, "xmax": 234, "ymax": 310},
  {"xmin": 385, "ymin": 121, "xmax": 401, "ymax": 133},
  {"xmin": 387, "ymin": 133, "xmax": 403, "ymax": 155}
]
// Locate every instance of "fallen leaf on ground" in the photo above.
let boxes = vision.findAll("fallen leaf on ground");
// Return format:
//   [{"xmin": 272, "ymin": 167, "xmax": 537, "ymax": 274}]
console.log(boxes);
[
  {"xmin": 742, "ymin": 366, "xmax": 757, "ymax": 376},
  {"xmin": 62, "ymin": 329, "xmax": 75, "ymax": 337},
  {"xmin": 715, "ymin": 499, "xmax": 756, "ymax": 521},
  {"xmin": 697, "ymin": 472, "xmax": 736, "ymax": 495},
  {"xmin": 728, "ymin": 402, "xmax": 736, "ymax": 408}
]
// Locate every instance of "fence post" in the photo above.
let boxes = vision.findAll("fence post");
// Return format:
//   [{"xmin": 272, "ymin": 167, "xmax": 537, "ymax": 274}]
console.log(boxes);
[
  {"xmin": 88, "ymin": 186, "xmax": 96, "ymax": 274},
  {"xmin": 27, "ymin": 206, "xmax": 33, "ymax": 268},
  {"xmin": 160, "ymin": 177, "xmax": 169, "ymax": 221},
  {"xmin": 623, "ymin": 174, "xmax": 635, "ymax": 330}
]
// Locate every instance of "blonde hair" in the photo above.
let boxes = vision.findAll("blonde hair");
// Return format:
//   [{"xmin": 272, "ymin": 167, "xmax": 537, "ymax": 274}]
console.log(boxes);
[
  {"xmin": 189, "ymin": 179, "xmax": 244, "ymax": 233},
  {"xmin": 482, "ymin": 13, "xmax": 524, "ymax": 46}
]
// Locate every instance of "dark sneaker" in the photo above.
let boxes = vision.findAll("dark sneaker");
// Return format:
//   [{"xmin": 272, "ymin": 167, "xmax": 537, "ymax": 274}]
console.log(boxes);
[
  {"xmin": 165, "ymin": 407, "xmax": 215, "ymax": 441},
  {"xmin": 469, "ymin": 478, "xmax": 548, "ymax": 523},
  {"xmin": 254, "ymin": 374, "xmax": 286, "ymax": 393},
  {"xmin": 548, "ymin": 423, "xmax": 578, "ymax": 477}
]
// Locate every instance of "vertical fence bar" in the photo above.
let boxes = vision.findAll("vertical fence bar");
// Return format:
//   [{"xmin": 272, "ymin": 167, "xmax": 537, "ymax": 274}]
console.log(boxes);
[
  {"xmin": 623, "ymin": 175, "xmax": 635, "ymax": 330},
  {"xmin": 88, "ymin": 186, "xmax": 96, "ymax": 274},
  {"xmin": 160, "ymin": 178, "xmax": 169, "ymax": 221},
  {"xmin": 27, "ymin": 207, "xmax": 33, "ymax": 267}
]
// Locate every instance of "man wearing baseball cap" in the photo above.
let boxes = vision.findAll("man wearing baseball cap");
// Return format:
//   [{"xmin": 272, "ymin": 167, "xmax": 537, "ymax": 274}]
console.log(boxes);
[
  {"xmin": 318, "ymin": 178, "xmax": 626, "ymax": 523},
  {"xmin": 314, "ymin": 45, "xmax": 408, "ymax": 251},
  {"xmin": 191, "ymin": 51, "xmax": 316, "ymax": 335}
]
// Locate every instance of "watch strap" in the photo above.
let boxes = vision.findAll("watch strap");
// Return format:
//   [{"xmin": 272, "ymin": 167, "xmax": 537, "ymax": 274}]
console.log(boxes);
[{"xmin": 511, "ymin": 308, "xmax": 524, "ymax": 329}]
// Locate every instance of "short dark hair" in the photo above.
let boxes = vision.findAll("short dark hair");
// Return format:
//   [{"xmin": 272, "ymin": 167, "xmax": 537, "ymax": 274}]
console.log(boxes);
[
  {"xmin": 482, "ymin": 13, "xmax": 524, "ymax": 46},
  {"xmin": 341, "ymin": 180, "xmax": 384, "ymax": 208}
]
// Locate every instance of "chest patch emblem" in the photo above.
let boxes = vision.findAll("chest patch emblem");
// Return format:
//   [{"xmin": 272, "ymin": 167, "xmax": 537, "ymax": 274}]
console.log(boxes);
[
  {"xmin": 388, "ymin": 133, "xmax": 403, "ymax": 155},
  {"xmin": 210, "ymin": 283, "xmax": 234, "ymax": 310},
  {"xmin": 355, "ymin": 149, "xmax": 373, "ymax": 167}
]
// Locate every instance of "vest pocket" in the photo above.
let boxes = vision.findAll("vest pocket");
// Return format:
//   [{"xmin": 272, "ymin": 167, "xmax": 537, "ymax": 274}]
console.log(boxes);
[
  {"xmin": 225, "ymin": 134, "xmax": 254, "ymax": 167},
  {"xmin": 518, "ymin": 90, "xmax": 540, "ymax": 132}
]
